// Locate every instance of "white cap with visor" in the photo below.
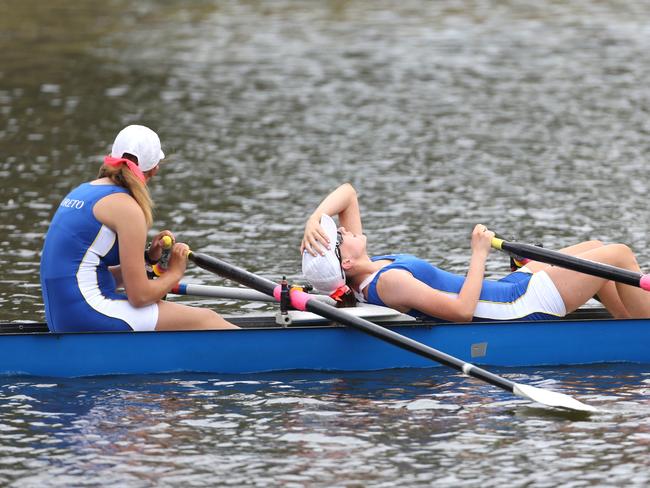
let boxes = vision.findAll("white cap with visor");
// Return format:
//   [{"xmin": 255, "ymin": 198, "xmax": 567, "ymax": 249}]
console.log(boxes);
[
  {"xmin": 302, "ymin": 214, "xmax": 346, "ymax": 296},
  {"xmin": 111, "ymin": 125, "xmax": 165, "ymax": 171}
]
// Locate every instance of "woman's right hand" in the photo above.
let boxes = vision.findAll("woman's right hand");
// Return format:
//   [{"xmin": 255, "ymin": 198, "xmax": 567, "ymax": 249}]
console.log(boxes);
[
  {"xmin": 166, "ymin": 242, "xmax": 189, "ymax": 277},
  {"xmin": 470, "ymin": 224, "xmax": 494, "ymax": 258},
  {"xmin": 148, "ymin": 230, "xmax": 175, "ymax": 263},
  {"xmin": 301, "ymin": 214, "xmax": 331, "ymax": 256}
]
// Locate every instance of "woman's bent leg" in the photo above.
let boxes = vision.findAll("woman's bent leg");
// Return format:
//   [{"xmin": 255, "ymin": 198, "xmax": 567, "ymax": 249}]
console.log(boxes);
[
  {"xmin": 526, "ymin": 240, "xmax": 629, "ymax": 317},
  {"xmin": 155, "ymin": 301, "xmax": 239, "ymax": 330},
  {"xmin": 545, "ymin": 244, "xmax": 650, "ymax": 318},
  {"xmin": 591, "ymin": 280, "xmax": 630, "ymax": 318}
]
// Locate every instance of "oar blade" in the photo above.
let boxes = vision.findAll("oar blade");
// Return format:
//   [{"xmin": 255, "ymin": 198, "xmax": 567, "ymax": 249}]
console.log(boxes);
[{"xmin": 513, "ymin": 383, "xmax": 599, "ymax": 413}]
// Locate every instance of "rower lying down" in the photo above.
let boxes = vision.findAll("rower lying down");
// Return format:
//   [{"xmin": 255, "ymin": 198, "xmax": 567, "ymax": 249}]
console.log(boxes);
[{"xmin": 301, "ymin": 183, "xmax": 650, "ymax": 322}]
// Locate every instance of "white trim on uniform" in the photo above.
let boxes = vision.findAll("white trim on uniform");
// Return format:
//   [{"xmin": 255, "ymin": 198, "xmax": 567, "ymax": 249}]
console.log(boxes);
[
  {"xmin": 352, "ymin": 271, "xmax": 378, "ymax": 303},
  {"xmin": 76, "ymin": 225, "xmax": 158, "ymax": 331}
]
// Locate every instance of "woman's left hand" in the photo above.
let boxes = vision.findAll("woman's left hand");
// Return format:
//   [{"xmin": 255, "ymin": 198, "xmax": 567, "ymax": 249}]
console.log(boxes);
[
  {"xmin": 147, "ymin": 230, "xmax": 175, "ymax": 262},
  {"xmin": 470, "ymin": 224, "xmax": 494, "ymax": 258},
  {"xmin": 301, "ymin": 214, "xmax": 330, "ymax": 256}
]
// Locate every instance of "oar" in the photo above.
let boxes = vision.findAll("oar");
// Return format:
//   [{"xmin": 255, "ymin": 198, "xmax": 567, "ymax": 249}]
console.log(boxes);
[
  {"xmin": 492, "ymin": 237, "xmax": 650, "ymax": 291},
  {"xmin": 187, "ymin": 251, "xmax": 598, "ymax": 413},
  {"xmin": 171, "ymin": 282, "xmax": 336, "ymax": 304}
]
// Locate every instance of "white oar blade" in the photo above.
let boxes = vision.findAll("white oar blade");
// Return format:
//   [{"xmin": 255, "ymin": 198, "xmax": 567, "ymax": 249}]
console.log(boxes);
[{"xmin": 513, "ymin": 383, "xmax": 599, "ymax": 413}]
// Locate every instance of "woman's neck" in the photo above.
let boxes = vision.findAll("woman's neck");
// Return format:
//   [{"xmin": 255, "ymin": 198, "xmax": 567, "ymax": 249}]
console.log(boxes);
[{"xmin": 347, "ymin": 256, "xmax": 388, "ymax": 292}]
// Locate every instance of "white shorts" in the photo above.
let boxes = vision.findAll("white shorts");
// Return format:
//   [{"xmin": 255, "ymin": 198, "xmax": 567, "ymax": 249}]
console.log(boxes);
[
  {"xmin": 473, "ymin": 270, "xmax": 567, "ymax": 320},
  {"xmin": 104, "ymin": 298, "xmax": 159, "ymax": 332},
  {"xmin": 82, "ymin": 292, "xmax": 159, "ymax": 331},
  {"xmin": 525, "ymin": 270, "xmax": 567, "ymax": 317}
]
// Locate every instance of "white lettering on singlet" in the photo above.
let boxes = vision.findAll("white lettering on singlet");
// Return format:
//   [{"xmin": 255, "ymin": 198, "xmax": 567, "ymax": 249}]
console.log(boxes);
[{"xmin": 60, "ymin": 198, "xmax": 85, "ymax": 209}]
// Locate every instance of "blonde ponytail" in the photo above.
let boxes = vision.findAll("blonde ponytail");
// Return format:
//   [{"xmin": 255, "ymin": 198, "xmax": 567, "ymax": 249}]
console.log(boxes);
[{"xmin": 97, "ymin": 164, "xmax": 154, "ymax": 227}]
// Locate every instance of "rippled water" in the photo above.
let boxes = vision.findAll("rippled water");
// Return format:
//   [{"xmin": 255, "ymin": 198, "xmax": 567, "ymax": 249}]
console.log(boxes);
[
  {"xmin": 1, "ymin": 365, "xmax": 648, "ymax": 487},
  {"xmin": 1, "ymin": 0, "xmax": 649, "ymax": 486}
]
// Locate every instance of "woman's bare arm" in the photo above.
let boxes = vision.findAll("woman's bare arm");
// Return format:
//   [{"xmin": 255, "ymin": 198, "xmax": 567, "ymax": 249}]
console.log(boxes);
[
  {"xmin": 302, "ymin": 183, "xmax": 362, "ymax": 255},
  {"xmin": 376, "ymin": 225, "xmax": 493, "ymax": 322},
  {"xmin": 94, "ymin": 193, "xmax": 184, "ymax": 307}
]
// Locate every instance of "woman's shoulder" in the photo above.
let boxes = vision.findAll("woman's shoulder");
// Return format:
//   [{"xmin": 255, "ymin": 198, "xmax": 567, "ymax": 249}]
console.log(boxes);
[
  {"xmin": 93, "ymin": 188, "xmax": 143, "ymax": 225},
  {"xmin": 374, "ymin": 267, "xmax": 419, "ymax": 301},
  {"xmin": 95, "ymin": 189, "xmax": 139, "ymax": 210}
]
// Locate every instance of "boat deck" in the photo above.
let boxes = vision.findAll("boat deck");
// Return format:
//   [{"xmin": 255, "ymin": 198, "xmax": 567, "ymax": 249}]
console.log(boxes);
[{"xmin": 0, "ymin": 304, "xmax": 614, "ymax": 334}]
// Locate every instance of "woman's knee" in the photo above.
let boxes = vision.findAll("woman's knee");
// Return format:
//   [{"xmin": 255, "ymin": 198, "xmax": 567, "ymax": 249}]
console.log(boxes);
[
  {"xmin": 606, "ymin": 243, "xmax": 634, "ymax": 257},
  {"xmin": 606, "ymin": 242, "xmax": 630, "ymax": 252},
  {"xmin": 605, "ymin": 243, "xmax": 638, "ymax": 267}
]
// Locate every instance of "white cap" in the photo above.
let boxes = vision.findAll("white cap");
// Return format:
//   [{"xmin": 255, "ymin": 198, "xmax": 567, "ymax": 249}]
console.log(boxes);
[
  {"xmin": 111, "ymin": 125, "xmax": 165, "ymax": 172},
  {"xmin": 302, "ymin": 214, "xmax": 346, "ymax": 295}
]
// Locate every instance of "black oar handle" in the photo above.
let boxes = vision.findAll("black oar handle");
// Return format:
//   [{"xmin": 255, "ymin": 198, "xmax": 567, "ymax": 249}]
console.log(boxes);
[
  {"xmin": 189, "ymin": 252, "xmax": 278, "ymax": 294},
  {"xmin": 187, "ymin": 251, "xmax": 516, "ymax": 393},
  {"xmin": 492, "ymin": 238, "xmax": 650, "ymax": 291}
]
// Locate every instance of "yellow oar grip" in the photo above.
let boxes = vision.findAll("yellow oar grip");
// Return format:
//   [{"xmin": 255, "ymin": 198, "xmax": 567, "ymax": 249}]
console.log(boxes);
[
  {"xmin": 491, "ymin": 237, "xmax": 504, "ymax": 250},
  {"xmin": 161, "ymin": 235, "xmax": 173, "ymax": 249}
]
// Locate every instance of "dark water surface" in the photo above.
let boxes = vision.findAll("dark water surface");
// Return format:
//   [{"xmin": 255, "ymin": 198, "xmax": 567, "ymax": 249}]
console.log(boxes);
[
  {"xmin": 0, "ymin": 366, "xmax": 649, "ymax": 487},
  {"xmin": 1, "ymin": 0, "xmax": 649, "ymax": 486}
]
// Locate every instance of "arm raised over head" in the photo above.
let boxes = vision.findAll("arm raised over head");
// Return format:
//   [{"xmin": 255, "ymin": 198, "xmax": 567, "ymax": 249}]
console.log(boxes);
[{"xmin": 301, "ymin": 183, "xmax": 363, "ymax": 256}]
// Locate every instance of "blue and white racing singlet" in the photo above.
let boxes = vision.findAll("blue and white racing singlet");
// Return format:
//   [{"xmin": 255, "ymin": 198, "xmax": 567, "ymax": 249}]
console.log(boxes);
[
  {"xmin": 40, "ymin": 183, "xmax": 158, "ymax": 332},
  {"xmin": 364, "ymin": 254, "xmax": 566, "ymax": 321}
]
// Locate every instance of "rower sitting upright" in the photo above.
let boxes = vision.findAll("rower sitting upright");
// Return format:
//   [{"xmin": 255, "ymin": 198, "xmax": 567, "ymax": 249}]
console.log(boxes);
[{"xmin": 40, "ymin": 125, "xmax": 237, "ymax": 332}]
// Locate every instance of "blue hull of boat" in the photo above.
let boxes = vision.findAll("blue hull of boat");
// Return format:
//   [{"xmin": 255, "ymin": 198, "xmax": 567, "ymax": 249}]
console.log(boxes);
[{"xmin": 1, "ymin": 317, "xmax": 648, "ymax": 377}]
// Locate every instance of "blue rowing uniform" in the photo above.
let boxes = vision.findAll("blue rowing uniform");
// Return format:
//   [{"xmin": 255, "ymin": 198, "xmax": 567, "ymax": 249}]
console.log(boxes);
[
  {"xmin": 363, "ymin": 254, "xmax": 565, "ymax": 321},
  {"xmin": 40, "ymin": 182, "xmax": 157, "ymax": 332}
]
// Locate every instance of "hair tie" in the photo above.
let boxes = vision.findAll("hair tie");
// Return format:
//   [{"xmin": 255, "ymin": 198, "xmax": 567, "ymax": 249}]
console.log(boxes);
[
  {"xmin": 329, "ymin": 285, "xmax": 351, "ymax": 302},
  {"xmin": 103, "ymin": 155, "xmax": 146, "ymax": 183}
]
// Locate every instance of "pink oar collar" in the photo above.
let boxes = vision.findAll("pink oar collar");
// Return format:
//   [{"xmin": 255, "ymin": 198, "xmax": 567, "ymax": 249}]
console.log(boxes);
[
  {"xmin": 273, "ymin": 285, "xmax": 312, "ymax": 311},
  {"xmin": 640, "ymin": 274, "xmax": 650, "ymax": 291}
]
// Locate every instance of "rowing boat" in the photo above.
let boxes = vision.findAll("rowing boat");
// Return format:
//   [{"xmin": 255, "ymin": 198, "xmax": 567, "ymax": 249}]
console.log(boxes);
[{"xmin": 1, "ymin": 304, "xmax": 648, "ymax": 378}]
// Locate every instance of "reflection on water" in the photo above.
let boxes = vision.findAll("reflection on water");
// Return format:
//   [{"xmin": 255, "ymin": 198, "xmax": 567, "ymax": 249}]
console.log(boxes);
[
  {"xmin": 0, "ymin": 365, "xmax": 648, "ymax": 486},
  {"xmin": 1, "ymin": 1, "xmax": 649, "ymax": 485}
]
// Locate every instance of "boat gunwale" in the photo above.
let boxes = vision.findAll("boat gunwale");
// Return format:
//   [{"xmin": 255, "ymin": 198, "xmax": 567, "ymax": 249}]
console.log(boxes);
[{"xmin": 0, "ymin": 307, "xmax": 628, "ymax": 338}]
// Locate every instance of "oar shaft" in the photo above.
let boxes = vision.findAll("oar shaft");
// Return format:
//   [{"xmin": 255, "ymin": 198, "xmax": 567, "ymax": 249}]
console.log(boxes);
[
  {"xmin": 187, "ymin": 250, "xmax": 597, "ymax": 413},
  {"xmin": 171, "ymin": 283, "xmax": 336, "ymax": 304},
  {"xmin": 188, "ymin": 252, "xmax": 516, "ymax": 392},
  {"xmin": 173, "ymin": 283, "xmax": 275, "ymax": 301},
  {"xmin": 492, "ymin": 238, "xmax": 650, "ymax": 290}
]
